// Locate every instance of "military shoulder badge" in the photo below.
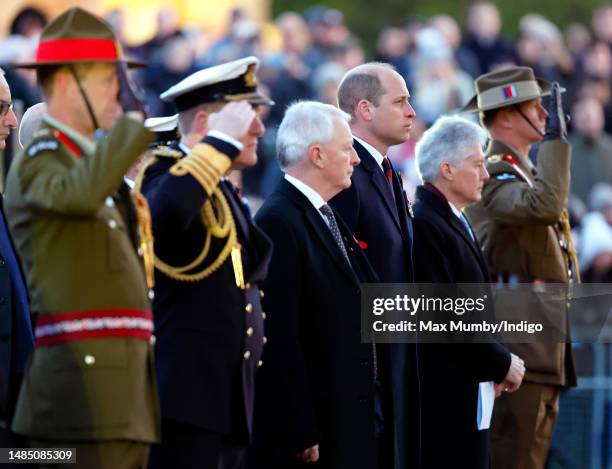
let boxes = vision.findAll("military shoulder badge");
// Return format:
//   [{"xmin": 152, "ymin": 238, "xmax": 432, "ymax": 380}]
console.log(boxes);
[
  {"xmin": 152, "ymin": 145, "xmax": 182, "ymax": 159},
  {"xmin": 26, "ymin": 138, "xmax": 59, "ymax": 157}
]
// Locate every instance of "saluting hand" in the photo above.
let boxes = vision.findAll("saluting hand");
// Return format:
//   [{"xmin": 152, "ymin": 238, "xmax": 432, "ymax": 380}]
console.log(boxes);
[
  {"xmin": 208, "ymin": 101, "xmax": 256, "ymax": 141},
  {"xmin": 543, "ymin": 82, "xmax": 568, "ymax": 142}
]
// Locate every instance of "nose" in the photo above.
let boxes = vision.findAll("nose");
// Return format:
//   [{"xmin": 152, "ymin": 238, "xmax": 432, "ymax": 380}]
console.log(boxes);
[
  {"xmin": 481, "ymin": 166, "xmax": 490, "ymax": 182},
  {"xmin": 404, "ymin": 101, "xmax": 416, "ymax": 118},
  {"xmin": 2, "ymin": 107, "xmax": 18, "ymax": 130},
  {"xmin": 250, "ymin": 115, "xmax": 265, "ymax": 137},
  {"xmin": 538, "ymin": 101, "xmax": 549, "ymax": 120},
  {"xmin": 351, "ymin": 148, "xmax": 360, "ymax": 166}
]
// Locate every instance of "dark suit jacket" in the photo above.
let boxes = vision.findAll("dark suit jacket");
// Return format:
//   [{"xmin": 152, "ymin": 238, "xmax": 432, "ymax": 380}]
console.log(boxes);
[
  {"xmin": 330, "ymin": 139, "xmax": 416, "ymax": 467},
  {"xmin": 0, "ymin": 196, "xmax": 33, "ymax": 432},
  {"xmin": 253, "ymin": 178, "xmax": 382, "ymax": 469},
  {"xmin": 141, "ymin": 139, "xmax": 272, "ymax": 444},
  {"xmin": 412, "ymin": 185, "xmax": 511, "ymax": 469}
]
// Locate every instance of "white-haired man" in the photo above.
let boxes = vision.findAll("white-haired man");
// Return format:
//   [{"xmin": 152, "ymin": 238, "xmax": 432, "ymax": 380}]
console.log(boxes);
[
  {"xmin": 252, "ymin": 101, "xmax": 388, "ymax": 469},
  {"xmin": 412, "ymin": 115, "xmax": 524, "ymax": 469}
]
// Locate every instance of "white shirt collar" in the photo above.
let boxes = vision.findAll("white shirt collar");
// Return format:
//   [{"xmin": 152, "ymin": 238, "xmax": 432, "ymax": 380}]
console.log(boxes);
[
  {"xmin": 353, "ymin": 135, "xmax": 384, "ymax": 170},
  {"xmin": 448, "ymin": 202, "xmax": 462, "ymax": 219},
  {"xmin": 179, "ymin": 142, "xmax": 190, "ymax": 155},
  {"xmin": 284, "ymin": 174, "xmax": 326, "ymax": 211}
]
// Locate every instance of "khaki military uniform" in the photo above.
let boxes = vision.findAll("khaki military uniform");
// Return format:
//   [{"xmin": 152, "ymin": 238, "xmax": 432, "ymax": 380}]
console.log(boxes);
[
  {"xmin": 466, "ymin": 138, "xmax": 577, "ymax": 469},
  {"xmin": 4, "ymin": 115, "xmax": 160, "ymax": 468}
]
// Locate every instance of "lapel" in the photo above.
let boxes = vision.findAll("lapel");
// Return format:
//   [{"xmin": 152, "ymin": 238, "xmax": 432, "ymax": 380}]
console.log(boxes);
[
  {"xmin": 416, "ymin": 186, "xmax": 489, "ymax": 276},
  {"xmin": 220, "ymin": 180, "xmax": 250, "ymax": 243},
  {"xmin": 354, "ymin": 140, "xmax": 401, "ymax": 232},
  {"xmin": 220, "ymin": 179, "xmax": 273, "ymax": 284},
  {"xmin": 278, "ymin": 179, "xmax": 360, "ymax": 286}
]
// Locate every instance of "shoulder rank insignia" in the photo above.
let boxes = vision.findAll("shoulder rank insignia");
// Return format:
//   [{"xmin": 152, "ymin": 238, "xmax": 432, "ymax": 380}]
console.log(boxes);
[
  {"xmin": 488, "ymin": 154, "xmax": 502, "ymax": 163},
  {"xmin": 152, "ymin": 145, "xmax": 182, "ymax": 159},
  {"xmin": 27, "ymin": 139, "xmax": 59, "ymax": 157},
  {"xmin": 495, "ymin": 173, "xmax": 517, "ymax": 181}
]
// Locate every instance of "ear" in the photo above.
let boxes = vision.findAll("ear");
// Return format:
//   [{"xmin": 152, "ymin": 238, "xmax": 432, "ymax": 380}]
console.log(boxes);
[
  {"xmin": 440, "ymin": 162, "xmax": 453, "ymax": 181},
  {"xmin": 308, "ymin": 144, "xmax": 325, "ymax": 169},
  {"xmin": 195, "ymin": 109, "xmax": 210, "ymax": 135},
  {"xmin": 355, "ymin": 99, "xmax": 372, "ymax": 122},
  {"xmin": 498, "ymin": 107, "xmax": 515, "ymax": 129}
]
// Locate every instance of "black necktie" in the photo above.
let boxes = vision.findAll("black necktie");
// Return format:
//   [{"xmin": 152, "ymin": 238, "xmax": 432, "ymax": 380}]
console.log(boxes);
[{"xmin": 319, "ymin": 204, "xmax": 351, "ymax": 264}]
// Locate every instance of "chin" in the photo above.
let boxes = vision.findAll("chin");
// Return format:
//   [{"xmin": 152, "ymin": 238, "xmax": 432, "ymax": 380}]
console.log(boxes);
[{"xmin": 232, "ymin": 151, "xmax": 258, "ymax": 170}]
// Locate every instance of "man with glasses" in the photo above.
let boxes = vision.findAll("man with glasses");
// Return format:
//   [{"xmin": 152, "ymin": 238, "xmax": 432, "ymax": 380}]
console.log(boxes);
[{"xmin": 0, "ymin": 67, "xmax": 35, "ymax": 459}]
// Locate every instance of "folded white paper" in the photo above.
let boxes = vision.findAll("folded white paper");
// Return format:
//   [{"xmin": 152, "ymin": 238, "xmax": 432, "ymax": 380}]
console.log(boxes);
[{"xmin": 477, "ymin": 381, "xmax": 495, "ymax": 430}]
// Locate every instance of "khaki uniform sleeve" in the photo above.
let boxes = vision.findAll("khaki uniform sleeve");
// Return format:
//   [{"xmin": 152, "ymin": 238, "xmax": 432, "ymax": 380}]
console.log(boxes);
[
  {"xmin": 17, "ymin": 117, "xmax": 153, "ymax": 215},
  {"xmin": 481, "ymin": 140, "xmax": 571, "ymax": 225}
]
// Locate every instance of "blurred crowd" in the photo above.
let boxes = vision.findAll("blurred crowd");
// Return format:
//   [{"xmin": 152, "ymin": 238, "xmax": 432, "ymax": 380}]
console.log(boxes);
[{"xmin": 2, "ymin": 1, "xmax": 612, "ymax": 281}]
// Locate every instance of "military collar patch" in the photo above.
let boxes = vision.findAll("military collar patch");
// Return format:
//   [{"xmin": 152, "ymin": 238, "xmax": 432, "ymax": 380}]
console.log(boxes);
[
  {"xmin": 27, "ymin": 139, "xmax": 59, "ymax": 157},
  {"xmin": 495, "ymin": 173, "xmax": 517, "ymax": 181}
]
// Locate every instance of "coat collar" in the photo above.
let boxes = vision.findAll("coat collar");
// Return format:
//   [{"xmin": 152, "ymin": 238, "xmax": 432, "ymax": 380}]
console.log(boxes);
[
  {"xmin": 416, "ymin": 185, "xmax": 488, "ymax": 273},
  {"xmin": 278, "ymin": 178, "xmax": 360, "ymax": 286},
  {"xmin": 353, "ymin": 139, "xmax": 401, "ymax": 230}
]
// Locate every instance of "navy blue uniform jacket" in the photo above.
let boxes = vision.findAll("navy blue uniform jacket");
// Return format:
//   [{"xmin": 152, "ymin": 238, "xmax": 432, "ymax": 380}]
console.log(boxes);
[{"xmin": 141, "ymin": 138, "xmax": 272, "ymax": 444}]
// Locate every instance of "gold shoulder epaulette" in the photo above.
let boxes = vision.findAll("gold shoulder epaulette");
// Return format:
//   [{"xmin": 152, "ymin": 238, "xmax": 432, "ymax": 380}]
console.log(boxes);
[{"xmin": 152, "ymin": 145, "xmax": 182, "ymax": 159}]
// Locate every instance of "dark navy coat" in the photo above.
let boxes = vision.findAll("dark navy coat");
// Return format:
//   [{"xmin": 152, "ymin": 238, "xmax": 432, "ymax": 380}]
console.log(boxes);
[
  {"xmin": 412, "ymin": 185, "xmax": 511, "ymax": 469},
  {"xmin": 330, "ymin": 139, "xmax": 417, "ymax": 468},
  {"xmin": 141, "ymin": 138, "xmax": 272, "ymax": 444},
  {"xmin": 253, "ymin": 179, "xmax": 382, "ymax": 468}
]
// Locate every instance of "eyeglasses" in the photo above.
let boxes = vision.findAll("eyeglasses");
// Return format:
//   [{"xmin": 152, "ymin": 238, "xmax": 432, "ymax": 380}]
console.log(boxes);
[{"xmin": 0, "ymin": 101, "xmax": 13, "ymax": 117}]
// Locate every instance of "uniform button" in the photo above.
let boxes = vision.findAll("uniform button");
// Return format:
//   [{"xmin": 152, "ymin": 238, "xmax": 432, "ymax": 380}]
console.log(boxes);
[
  {"xmin": 245, "ymin": 303, "xmax": 253, "ymax": 313},
  {"xmin": 137, "ymin": 247, "xmax": 144, "ymax": 257},
  {"xmin": 262, "ymin": 336, "xmax": 268, "ymax": 344},
  {"xmin": 567, "ymin": 269, "xmax": 572, "ymax": 277},
  {"xmin": 84, "ymin": 355, "xmax": 96, "ymax": 365},
  {"xmin": 108, "ymin": 219, "xmax": 118, "ymax": 229},
  {"xmin": 148, "ymin": 290, "xmax": 155, "ymax": 300},
  {"xmin": 105, "ymin": 197, "xmax": 115, "ymax": 208},
  {"xmin": 245, "ymin": 282, "xmax": 251, "ymax": 289},
  {"xmin": 257, "ymin": 360, "xmax": 263, "ymax": 368},
  {"xmin": 150, "ymin": 335, "xmax": 156, "ymax": 345},
  {"xmin": 261, "ymin": 312, "xmax": 267, "ymax": 320},
  {"xmin": 566, "ymin": 301, "xmax": 571, "ymax": 309},
  {"xmin": 260, "ymin": 290, "xmax": 265, "ymax": 299},
  {"xmin": 360, "ymin": 359, "xmax": 369, "ymax": 366},
  {"xmin": 243, "ymin": 350, "xmax": 251, "ymax": 360},
  {"xmin": 0, "ymin": 258, "xmax": 5, "ymax": 267},
  {"xmin": 0, "ymin": 297, "xmax": 6, "ymax": 305},
  {"xmin": 246, "ymin": 327, "xmax": 254, "ymax": 337},
  {"xmin": 358, "ymin": 397, "xmax": 367, "ymax": 403}
]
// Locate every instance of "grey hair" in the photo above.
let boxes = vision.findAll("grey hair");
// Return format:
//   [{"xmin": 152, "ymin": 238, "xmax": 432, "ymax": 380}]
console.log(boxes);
[
  {"xmin": 19, "ymin": 102, "xmax": 47, "ymax": 149},
  {"xmin": 0, "ymin": 67, "xmax": 4, "ymax": 76},
  {"xmin": 337, "ymin": 62, "xmax": 396, "ymax": 118},
  {"xmin": 415, "ymin": 115, "xmax": 488, "ymax": 183},
  {"xmin": 276, "ymin": 100, "xmax": 351, "ymax": 169}
]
